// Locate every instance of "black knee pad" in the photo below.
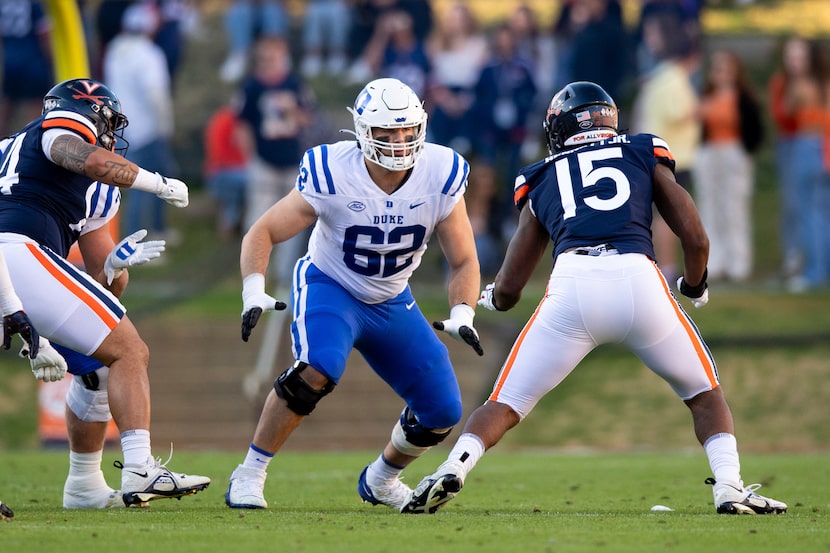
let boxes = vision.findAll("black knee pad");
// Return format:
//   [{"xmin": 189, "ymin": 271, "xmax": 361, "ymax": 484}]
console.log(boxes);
[
  {"xmin": 274, "ymin": 361, "xmax": 335, "ymax": 416},
  {"xmin": 400, "ymin": 407, "xmax": 452, "ymax": 447}
]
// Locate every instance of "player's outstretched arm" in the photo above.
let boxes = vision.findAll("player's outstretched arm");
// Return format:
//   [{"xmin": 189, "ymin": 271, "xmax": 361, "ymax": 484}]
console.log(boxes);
[{"xmin": 48, "ymin": 134, "xmax": 188, "ymax": 207}]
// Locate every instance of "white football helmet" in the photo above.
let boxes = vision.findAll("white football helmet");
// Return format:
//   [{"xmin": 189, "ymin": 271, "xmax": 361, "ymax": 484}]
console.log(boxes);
[{"xmin": 346, "ymin": 78, "xmax": 427, "ymax": 171}]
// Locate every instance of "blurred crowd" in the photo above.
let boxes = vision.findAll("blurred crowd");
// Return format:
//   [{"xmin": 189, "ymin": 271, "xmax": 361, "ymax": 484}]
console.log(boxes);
[{"xmin": 1, "ymin": 0, "xmax": 829, "ymax": 291}]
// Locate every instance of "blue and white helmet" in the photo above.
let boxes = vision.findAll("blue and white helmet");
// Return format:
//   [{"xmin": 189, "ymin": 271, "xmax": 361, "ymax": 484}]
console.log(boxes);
[{"xmin": 346, "ymin": 78, "xmax": 427, "ymax": 171}]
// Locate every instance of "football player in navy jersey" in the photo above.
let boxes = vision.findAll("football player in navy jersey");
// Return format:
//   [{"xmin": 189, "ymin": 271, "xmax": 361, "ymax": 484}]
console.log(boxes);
[
  {"xmin": 225, "ymin": 78, "xmax": 482, "ymax": 511},
  {"xmin": 402, "ymin": 81, "xmax": 787, "ymax": 516},
  {"xmin": 0, "ymin": 78, "xmax": 210, "ymax": 507}
]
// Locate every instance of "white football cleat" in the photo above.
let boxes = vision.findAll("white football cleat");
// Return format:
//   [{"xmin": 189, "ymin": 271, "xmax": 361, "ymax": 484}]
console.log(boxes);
[
  {"xmin": 357, "ymin": 466, "xmax": 412, "ymax": 510},
  {"xmin": 706, "ymin": 478, "xmax": 787, "ymax": 514},
  {"xmin": 225, "ymin": 465, "xmax": 268, "ymax": 509},
  {"xmin": 401, "ymin": 459, "xmax": 465, "ymax": 514},
  {"xmin": 117, "ymin": 455, "xmax": 210, "ymax": 507}
]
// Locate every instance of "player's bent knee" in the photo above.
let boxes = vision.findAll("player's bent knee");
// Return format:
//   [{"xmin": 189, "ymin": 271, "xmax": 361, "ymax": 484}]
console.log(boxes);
[
  {"xmin": 66, "ymin": 367, "xmax": 111, "ymax": 423},
  {"xmin": 391, "ymin": 407, "xmax": 453, "ymax": 456},
  {"xmin": 274, "ymin": 361, "xmax": 335, "ymax": 416}
]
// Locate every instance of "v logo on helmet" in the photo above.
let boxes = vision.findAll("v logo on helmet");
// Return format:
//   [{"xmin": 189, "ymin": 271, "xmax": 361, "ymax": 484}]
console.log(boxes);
[{"xmin": 71, "ymin": 80, "xmax": 107, "ymax": 105}]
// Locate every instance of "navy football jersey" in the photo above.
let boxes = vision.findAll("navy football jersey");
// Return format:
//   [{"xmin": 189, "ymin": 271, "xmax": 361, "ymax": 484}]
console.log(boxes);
[
  {"xmin": 0, "ymin": 109, "xmax": 102, "ymax": 257},
  {"xmin": 513, "ymin": 133, "xmax": 677, "ymax": 261}
]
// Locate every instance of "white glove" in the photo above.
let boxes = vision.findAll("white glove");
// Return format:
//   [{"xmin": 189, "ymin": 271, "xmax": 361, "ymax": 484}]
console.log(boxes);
[
  {"xmin": 132, "ymin": 168, "xmax": 189, "ymax": 208},
  {"xmin": 478, "ymin": 283, "xmax": 504, "ymax": 311},
  {"xmin": 432, "ymin": 304, "xmax": 484, "ymax": 356},
  {"xmin": 156, "ymin": 175, "xmax": 189, "ymax": 208},
  {"xmin": 241, "ymin": 274, "xmax": 287, "ymax": 342},
  {"xmin": 20, "ymin": 338, "xmax": 67, "ymax": 382},
  {"xmin": 677, "ymin": 275, "xmax": 709, "ymax": 308},
  {"xmin": 104, "ymin": 229, "xmax": 166, "ymax": 285}
]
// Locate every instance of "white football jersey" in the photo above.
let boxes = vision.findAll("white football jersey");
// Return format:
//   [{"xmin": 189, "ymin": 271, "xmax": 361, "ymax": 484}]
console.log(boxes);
[{"xmin": 297, "ymin": 141, "xmax": 469, "ymax": 303}]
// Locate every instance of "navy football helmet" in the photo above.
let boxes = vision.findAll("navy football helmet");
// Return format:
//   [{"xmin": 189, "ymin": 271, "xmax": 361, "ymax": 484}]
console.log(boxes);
[
  {"xmin": 543, "ymin": 81, "xmax": 618, "ymax": 154},
  {"xmin": 42, "ymin": 78, "xmax": 129, "ymax": 153}
]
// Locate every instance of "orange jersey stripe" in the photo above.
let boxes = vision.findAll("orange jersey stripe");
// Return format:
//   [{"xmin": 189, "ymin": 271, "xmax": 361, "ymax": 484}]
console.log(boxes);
[
  {"xmin": 26, "ymin": 243, "xmax": 119, "ymax": 330},
  {"xmin": 513, "ymin": 184, "xmax": 529, "ymax": 206},
  {"xmin": 43, "ymin": 117, "xmax": 97, "ymax": 145},
  {"xmin": 489, "ymin": 289, "xmax": 547, "ymax": 401},
  {"xmin": 652, "ymin": 261, "xmax": 718, "ymax": 388},
  {"xmin": 653, "ymin": 146, "xmax": 675, "ymax": 161}
]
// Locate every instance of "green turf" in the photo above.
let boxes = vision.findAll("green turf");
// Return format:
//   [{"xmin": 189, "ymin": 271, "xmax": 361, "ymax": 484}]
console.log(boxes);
[{"xmin": 0, "ymin": 449, "xmax": 823, "ymax": 553}]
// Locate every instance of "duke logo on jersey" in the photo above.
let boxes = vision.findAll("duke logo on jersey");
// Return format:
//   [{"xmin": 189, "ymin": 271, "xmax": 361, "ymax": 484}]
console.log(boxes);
[{"xmin": 296, "ymin": 141, "xmax": 468, "ymax": 304}]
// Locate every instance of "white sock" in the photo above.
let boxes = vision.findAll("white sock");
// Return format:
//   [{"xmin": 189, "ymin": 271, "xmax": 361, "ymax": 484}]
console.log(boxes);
[
  {"xmin": 446, "ymin": 433, "xmax": 485, "ymax": 478},
  {"xmin": 368, "ymin": 454, "xmax": 404, "ymax": 485},
  {"xmin": 68, "ymin": 450, "xmax": 104, "ymax": 478},
  {"xmin": 704, "ymin": 433, "xmax": 742, "ymax": 486},
  {"xmin": 242, "ymin": 443, "xmax": 274, "ymax": 472},
  {"xmin": 120, "ymin": 429, "xmax": 152, "ymax": 467}
]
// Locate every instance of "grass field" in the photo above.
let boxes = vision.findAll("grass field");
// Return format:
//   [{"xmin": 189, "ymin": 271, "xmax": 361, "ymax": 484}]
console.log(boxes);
[{"xmin": 0, "ymin": 449, "xmax": 825, "ymax": 553}]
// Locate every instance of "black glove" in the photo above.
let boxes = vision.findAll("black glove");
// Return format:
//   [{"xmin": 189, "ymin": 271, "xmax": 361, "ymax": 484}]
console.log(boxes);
[
  {"xmin": 677, "ymin": 268, "xmax": 709, "ymax": 308},
  {"xmin": 432, "ymin": 304, "xmax": 484, "ymax": 356},
  {"xmin": 241, "ymin": 301, "xmax": 287, "ymax": 342},
  {"xmin": 3, "ymin": 310, "xmax": 39, "ymax": 358}
]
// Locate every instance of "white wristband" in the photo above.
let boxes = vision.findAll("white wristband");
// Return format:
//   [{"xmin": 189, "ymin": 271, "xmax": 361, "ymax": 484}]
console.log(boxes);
[
  {"xmin": 131, "ymin": 168, "xmax": 163, "ymax": 194},
  {"xmin": 450, "ymin": 303, "xmax": 474, "ymax": 327},
  {"xmin": 242, "ymin": 273, "xmax": 266, "ymax": 303}
]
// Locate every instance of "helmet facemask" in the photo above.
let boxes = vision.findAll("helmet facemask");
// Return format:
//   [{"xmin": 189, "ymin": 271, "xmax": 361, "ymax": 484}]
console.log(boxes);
[
  {"xmin": 345, "ymin": 78, "xmax": 427, "ymax": 171},
  {"xmin": 91, "ymin": 103, "xmax": 129, "ymax": 154}
]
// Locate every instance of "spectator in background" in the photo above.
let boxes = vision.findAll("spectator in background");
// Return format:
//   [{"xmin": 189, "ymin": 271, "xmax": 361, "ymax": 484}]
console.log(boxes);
[
  {"xmin": 693, "ymin": 50, "xmax": 763, "ymax": 283},
  {"xmin": 104, "ymin": 3, "xmax": 179, "ymax": 244},
  {"xmin": 470, "ymin": 23, "xmax": 537, "ymax": 277},
  {"xmin": 151, "ymin": 0, "xmax": 201, "ymax": 87},
  {"xmin": 204, "ymin": 99, "xmax": 249, "ymax": 240},
  {"xmin": 219, "ymin": 0, "xmax": 290, "ymax": 83},
  {"xmin": 631, "ymin": 9, "xmax": 700, "ymax": 283},
  {"xmin": 347, "ymin": 0, "xmax": 433, "ymax": 85},
  {"xmin": 92, "ymin": 0, "xmax": 130, "ymax": 80},
  {"xmin": 768, "ymin": 37, "xmax": 830, "ymax": 291},
  {"xmin": 300, "ymin": 0, "xmax": 351, "ymax": 78},
  {"xmin": 235, "ymin": 35, "xmax": 314, "ymax": 288},
  {"xmin": 566, "ymin": 0, "xmax": 629, "ymax": 102},
  {"xmin": 424, "ymin": 1, "xmax": 488, "ymax": 156},
  {"xmin": 0, "ymin": 0, "xmax": 53, "ymax": 137},
  {"xmin": 507, "ymin": 3, "xmax": 556, "ymax": 116},
  {"xmin": 348, "ymin": 8, "xmax": 430, "ymax": 96}
]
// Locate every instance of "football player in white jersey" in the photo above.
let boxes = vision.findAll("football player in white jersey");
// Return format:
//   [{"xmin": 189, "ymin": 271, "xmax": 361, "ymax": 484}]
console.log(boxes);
[
  {"xmin": 0, "ymin": 78, "xmax": 210, "ymax": 506},
  {"xmin": 226, "ymin": 78, "xmax": 482, "ymax": 511},
  {"xmin": 402, "ymin": 82, "xmax": 787, "ymax": 516}
]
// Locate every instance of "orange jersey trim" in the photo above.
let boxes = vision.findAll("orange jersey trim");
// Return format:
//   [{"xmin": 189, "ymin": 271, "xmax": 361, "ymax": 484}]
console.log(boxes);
[
  {"xmin": 652, "ymin": 261, "xmax": 718, "ymax": 389},
  {"xmin": 26, "ymin": 243, "xmax": 119, "ymax": 330},
  {"xmin": 513, "ymin": 184, "xmax": 529, "ymax": 207},
  {"xmin": 489, "ymin": 286, "xmax": 547, "ymax": 401},
  {"xmin": 653, "ymin": 146, "xmax": 675, "ymax": 161},
  {"xmin": 42, "ymin": 117, "xmax": 97, "ymax": 145}
]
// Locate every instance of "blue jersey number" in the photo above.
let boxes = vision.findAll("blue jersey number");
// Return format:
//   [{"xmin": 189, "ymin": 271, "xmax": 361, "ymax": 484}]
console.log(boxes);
[{"xmin": 343, "ymin": 225, "xmax": 426, "ymax": 277}]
